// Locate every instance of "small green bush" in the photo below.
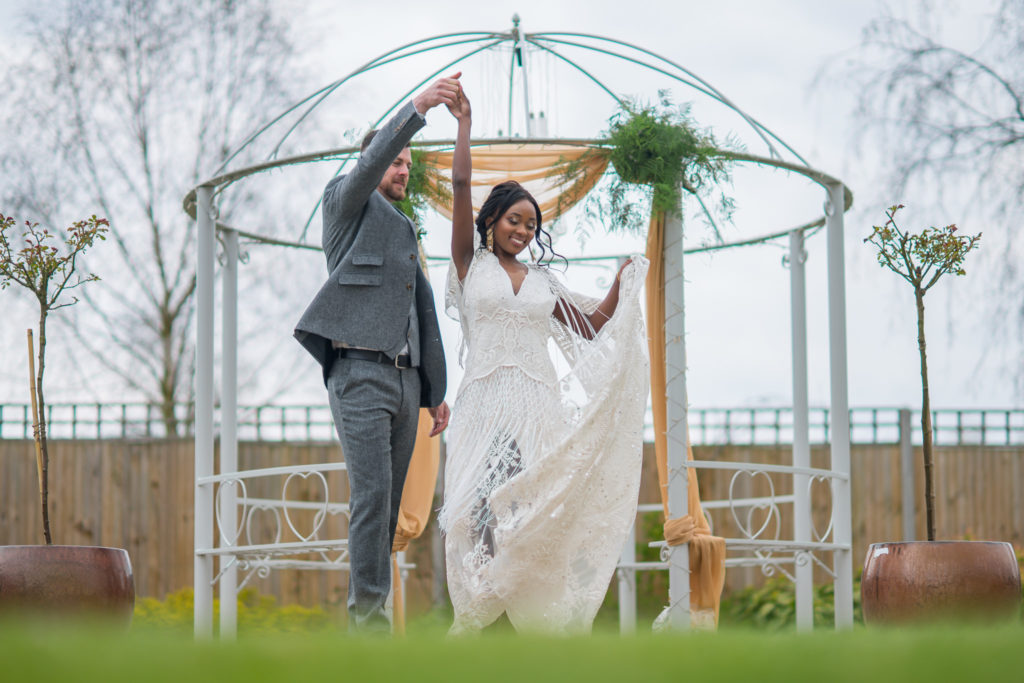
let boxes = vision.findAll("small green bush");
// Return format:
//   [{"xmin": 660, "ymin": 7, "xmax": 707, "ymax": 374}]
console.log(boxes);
[
  {"xmin": 133, "ymin": 588, "xmax": 337, "ymax": 634},
  {"xmin": 719, "ymin": 572, "xmax": 863, "ymax": 630},
  {"xmin": 1017, "ymin": 546, "xmax": 1024, "ymax": 621}
]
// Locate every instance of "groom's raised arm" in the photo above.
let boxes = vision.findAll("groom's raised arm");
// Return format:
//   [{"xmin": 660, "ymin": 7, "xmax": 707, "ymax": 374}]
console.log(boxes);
[
  {"xmin": 322, "ymin": 103, "xmax": 424, "ymax": 228},
  {"xmin": 322, "ymin": 75, "xmax": 462, "ymax": 226}
]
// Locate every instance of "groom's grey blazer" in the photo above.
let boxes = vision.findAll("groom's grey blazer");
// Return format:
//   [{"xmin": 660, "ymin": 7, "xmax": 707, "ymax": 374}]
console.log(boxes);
[{"xmin": 294, "ymin": 102, "xmax": 446, "ymax": 407}]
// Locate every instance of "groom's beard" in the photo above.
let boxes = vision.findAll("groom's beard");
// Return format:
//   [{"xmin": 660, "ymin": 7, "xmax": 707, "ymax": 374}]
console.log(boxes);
[{"xmin": 380, "ymin": 179, "xmax": 407, "ymax": 202}]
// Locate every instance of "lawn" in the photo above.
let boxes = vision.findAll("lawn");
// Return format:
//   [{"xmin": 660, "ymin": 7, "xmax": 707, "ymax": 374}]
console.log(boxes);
[{"xmin": 3, "ymin": 618, "xmax": 1022, "ymax": 683}]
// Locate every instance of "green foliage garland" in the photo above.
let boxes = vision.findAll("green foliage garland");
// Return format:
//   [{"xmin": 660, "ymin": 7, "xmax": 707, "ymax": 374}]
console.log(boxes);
[
  {"xmin": 395, "ymin": 148, "xmax": 452, "ymax": 229},
  {"xmin": 553, "ymin": 92, "xmax": 735, "ymax": 236},
  {"xmin": 607, "ymin": 95, "xmax": 728, "ymax": 214}
]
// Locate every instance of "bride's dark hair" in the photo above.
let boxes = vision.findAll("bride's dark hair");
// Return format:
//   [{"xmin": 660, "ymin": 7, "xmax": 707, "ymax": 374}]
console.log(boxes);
[{"xmin": 476, "ymin": 181, "xmax": 566, "ymax": 269}]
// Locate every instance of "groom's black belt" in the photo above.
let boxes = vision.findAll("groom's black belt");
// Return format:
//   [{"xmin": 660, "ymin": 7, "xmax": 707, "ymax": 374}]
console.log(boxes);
[{"xmin": 336, "ymin": 347, "xmax": 412, "ymax": 369}]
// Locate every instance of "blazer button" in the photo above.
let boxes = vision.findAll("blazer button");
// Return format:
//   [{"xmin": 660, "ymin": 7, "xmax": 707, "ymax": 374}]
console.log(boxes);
[
  {"xmin": 409, "ymin": 253, "xmax": 415, "ymax": 260},
  {"xmin": 406, "ymin": 283, "xmax": 412, "ymax": 290}
]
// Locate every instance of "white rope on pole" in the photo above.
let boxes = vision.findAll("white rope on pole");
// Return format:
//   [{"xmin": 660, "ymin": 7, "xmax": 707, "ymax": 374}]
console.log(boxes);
[{"xmin": 664, "ymin": 207, "xmax": 692, "ymax": 630}]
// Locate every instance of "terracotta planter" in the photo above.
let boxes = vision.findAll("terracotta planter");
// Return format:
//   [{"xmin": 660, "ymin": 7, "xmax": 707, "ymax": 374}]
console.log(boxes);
[
  {"xmin": 862, "ymin": 541, "xmax": 1021, "ymax": 625},
  {"xmin": 0, "ymin": 545, "xmax": 134, "ymax": 624}
]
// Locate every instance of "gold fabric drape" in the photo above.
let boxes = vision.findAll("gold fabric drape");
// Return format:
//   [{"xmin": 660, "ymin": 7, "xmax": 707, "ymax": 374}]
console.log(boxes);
[
  {"xmin": 644, "ymin": 211, "xmax": 726, "ymax": 622},
  {"xmin": 390, "ymin": 408, "xmax": 441, "ymax": 634},
  {"xmin": 420, "ymin": 144, "xmax": 608, "ymax": 224}
]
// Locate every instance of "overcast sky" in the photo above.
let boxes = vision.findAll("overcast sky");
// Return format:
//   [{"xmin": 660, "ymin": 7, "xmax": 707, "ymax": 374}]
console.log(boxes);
[{"xmin": 1, "ymin": 0, "xmax": 1013, "ymax": 413}]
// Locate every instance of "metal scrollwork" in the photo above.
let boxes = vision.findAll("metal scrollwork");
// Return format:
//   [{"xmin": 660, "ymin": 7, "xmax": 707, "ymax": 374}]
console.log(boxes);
[
  {"xmin": 209, "ymin": 464, "xmax": 354, "ymax": 589},
  {"xmin": 215, "ymin": 478, "xmax": 247, "ymax": 546},
  {"xmin": 728, "ymin": 469, "xmax": 782, "ymax": 541},
  {"xmin": 282, "ymin": 470, "xmax": 330, "ymax": 542},
  {"xmin": 659, "ymin": 544, "xmax": 672, "ymax": 563},
  {"xmin": 245, "ymin": 502, "xmax": 282, "ymax": 547},
  {"xmin": 593, "ymin": 261, "xmax": 622, "ymax": 289},
  {"xmin": 315, "ymin": 506, "xmax": 352, "ymax": 565},
  {"xmin": 794, "ymin": 550, "xmax": 812, "ymax": 568},
  {"xmin": 809, "ymin": 475, "xmax": 835, "ymax": 542}
]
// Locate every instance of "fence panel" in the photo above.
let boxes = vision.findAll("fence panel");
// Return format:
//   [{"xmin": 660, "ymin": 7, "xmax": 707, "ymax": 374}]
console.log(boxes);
[
  {"xmin": 2, "ymin": 439, "xmax": 1021, "ymax": 608},
  {"xmin": 4, "ymin": 404, "xmax": 1024, "ymax": 445}
]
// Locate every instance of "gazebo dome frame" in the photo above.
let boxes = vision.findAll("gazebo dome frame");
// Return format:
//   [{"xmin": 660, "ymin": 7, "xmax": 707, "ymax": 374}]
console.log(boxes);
[{"xmin": 185, "ymin": 16, "xmax": 855, "ymax": 637}]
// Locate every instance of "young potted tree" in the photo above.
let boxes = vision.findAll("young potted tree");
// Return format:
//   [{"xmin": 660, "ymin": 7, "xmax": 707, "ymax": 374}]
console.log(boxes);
[
  {"xmin": 860, "ymin": 205, "xmax": 1020, "ymax": 623},
  {"xmin": 0, "ymin": 212, "xmax": 135, "ymax": 623}
]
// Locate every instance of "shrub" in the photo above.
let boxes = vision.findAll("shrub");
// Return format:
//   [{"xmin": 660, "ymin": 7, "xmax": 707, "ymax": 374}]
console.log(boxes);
[
  {"xmin": 719, "ymin": 572, "xmax": 863, "ymax": 630},
  {"xmin": 133, "ymin": 588, "xmax": 336, "ymax": 634}
]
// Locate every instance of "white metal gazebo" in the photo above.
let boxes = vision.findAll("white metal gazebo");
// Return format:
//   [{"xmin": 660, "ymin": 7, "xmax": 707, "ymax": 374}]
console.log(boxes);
[{"xmin": 185, "ymin": 16, "xmax": 855, "ymax": 636}]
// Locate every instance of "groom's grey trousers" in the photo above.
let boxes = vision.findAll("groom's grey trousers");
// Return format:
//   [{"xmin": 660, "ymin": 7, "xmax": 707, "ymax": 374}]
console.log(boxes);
[
  {"xmin": 327, "ymin": 356, "xmax": 420, "ymax": 631},
  {"xmin": 294, "ymin": 101, "xmax": 446, "ymax": 631}
]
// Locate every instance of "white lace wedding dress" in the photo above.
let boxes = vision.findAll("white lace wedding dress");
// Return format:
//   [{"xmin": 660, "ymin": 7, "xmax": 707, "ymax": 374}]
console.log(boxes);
[{"xmin": 440, "ymin": 249, "xmax": 650, "ymax": 633}]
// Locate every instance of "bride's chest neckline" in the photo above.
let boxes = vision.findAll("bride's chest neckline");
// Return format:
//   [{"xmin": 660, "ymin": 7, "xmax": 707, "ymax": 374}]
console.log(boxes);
[
  {"xmin": 499, "ymin": 262, "xmax": 530, "ymax": 297},
  {"xmin": 472, "ymin": 258, "xmax": 552, "ymax": 309}
]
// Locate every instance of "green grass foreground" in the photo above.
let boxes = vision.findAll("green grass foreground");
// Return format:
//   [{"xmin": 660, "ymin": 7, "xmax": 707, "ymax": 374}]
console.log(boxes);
[{"xmin": 3, "ymin": 619, "xmax": 1023, "ymax": 682}]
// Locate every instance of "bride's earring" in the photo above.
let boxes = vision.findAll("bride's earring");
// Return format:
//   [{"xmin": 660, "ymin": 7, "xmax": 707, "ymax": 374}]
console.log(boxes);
[
  {"xmin": 528, "ymin": 243, "xmax": 537, "ymax": 262},
  {"xmin": 486, "ymin": 227, "xmax": 494, "ymax": 252}
]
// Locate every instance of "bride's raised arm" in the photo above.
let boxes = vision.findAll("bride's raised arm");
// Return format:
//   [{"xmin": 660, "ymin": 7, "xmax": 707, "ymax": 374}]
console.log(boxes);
[{"xmin": 448, "ymin": 85, "xmax": 474, "ymax": 280}]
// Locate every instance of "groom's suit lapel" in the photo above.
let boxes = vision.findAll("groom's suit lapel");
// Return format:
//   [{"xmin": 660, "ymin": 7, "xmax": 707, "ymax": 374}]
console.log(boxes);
[{"xmin": 391, "ymin": 202, "xmax": 418, "ymax": 240}]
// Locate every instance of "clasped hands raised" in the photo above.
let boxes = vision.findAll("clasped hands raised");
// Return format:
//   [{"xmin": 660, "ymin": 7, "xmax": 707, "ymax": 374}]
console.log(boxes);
[{"xmin": 412, "ymin": 72, "xmax": 471, "ymax": 121}]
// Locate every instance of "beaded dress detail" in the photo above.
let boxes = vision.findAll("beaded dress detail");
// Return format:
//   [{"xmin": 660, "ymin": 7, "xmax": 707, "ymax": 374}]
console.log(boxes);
[{"xmin": 440, "ymin": 249, "xmax": 650, "ymax": 633}]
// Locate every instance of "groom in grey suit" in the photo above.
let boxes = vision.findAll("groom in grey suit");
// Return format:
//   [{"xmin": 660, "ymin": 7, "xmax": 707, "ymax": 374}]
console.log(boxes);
[{"xmin": 295, "ymin": 76, "xmax": 457, "ymax": 631}]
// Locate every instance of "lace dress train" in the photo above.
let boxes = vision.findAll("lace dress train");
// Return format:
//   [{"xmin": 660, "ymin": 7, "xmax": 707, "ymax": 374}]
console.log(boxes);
[{"xmin": 440, "ymin": 250, "xmax": 650, "ymax": 633}]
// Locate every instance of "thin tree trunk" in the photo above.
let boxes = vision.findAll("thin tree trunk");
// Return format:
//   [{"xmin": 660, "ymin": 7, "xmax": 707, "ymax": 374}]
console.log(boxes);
[
  {"xmin": 36, "ymin": 308, "xmax": 53, "ymax": 544},
  {"xmin": 916, "ymin": 288, "xmax": 935, "ymax": 541},
  {"xmin": 161, "ymin": 392, "xmax": 179, "ymax": 437},
  {"xmin": 160, "ymin": 308, "xmax": 180, "ymax": 437}
]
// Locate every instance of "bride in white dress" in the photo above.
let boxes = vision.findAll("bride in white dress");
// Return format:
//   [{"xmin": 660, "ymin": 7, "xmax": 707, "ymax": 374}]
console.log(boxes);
[{"xmin": 440, "ymin": 87, "xmax": 650, "ymax": 633}]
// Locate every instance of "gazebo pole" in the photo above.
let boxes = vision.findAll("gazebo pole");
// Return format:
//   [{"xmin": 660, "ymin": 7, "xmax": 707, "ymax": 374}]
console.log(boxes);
[
  {"xmin": 789, "ymin": 228, "xmax": 813, "ymax": 630},
  {"xmin": 825, "ymin": 182, "xmax": 854, "ymax": 628},
  {"xmin": 514, "ymin": 16, "xmax": 533, "ymax": 137},
  {"xmin": 219, "ymin": 228, "xmax": 240, "ymax": 638},
  {"xmin": 664, "ymin": 206, "xmax": 692, "ymax": 629},
  {"xmin": 194, "ymin": 185, "xmax": 215, "ymax": 638}
]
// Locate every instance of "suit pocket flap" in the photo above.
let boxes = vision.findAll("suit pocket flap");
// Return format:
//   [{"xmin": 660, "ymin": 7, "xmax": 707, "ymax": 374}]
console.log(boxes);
[
  {"xmin": 338, "ymin": 272, "xmax": 382, "ymax": 286},
  {"xmin": 351, "ymin": 254, "xmax": 384, "ymax": 266}
]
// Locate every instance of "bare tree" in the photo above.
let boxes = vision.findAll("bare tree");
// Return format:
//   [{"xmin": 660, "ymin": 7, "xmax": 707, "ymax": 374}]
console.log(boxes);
[
  {"xmin": 833, "ymin": 0, "xmax": 1024, "ymax": 396},
  {"xmin": 1, "ymin": 0, "xmax": 304, "ymax": 434}
]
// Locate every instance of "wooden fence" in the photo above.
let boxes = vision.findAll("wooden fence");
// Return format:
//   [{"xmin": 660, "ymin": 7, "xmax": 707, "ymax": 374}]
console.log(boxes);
[{"xmin": 2, "ymin": 439, "xmax": 1022, "ymax": 611}]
